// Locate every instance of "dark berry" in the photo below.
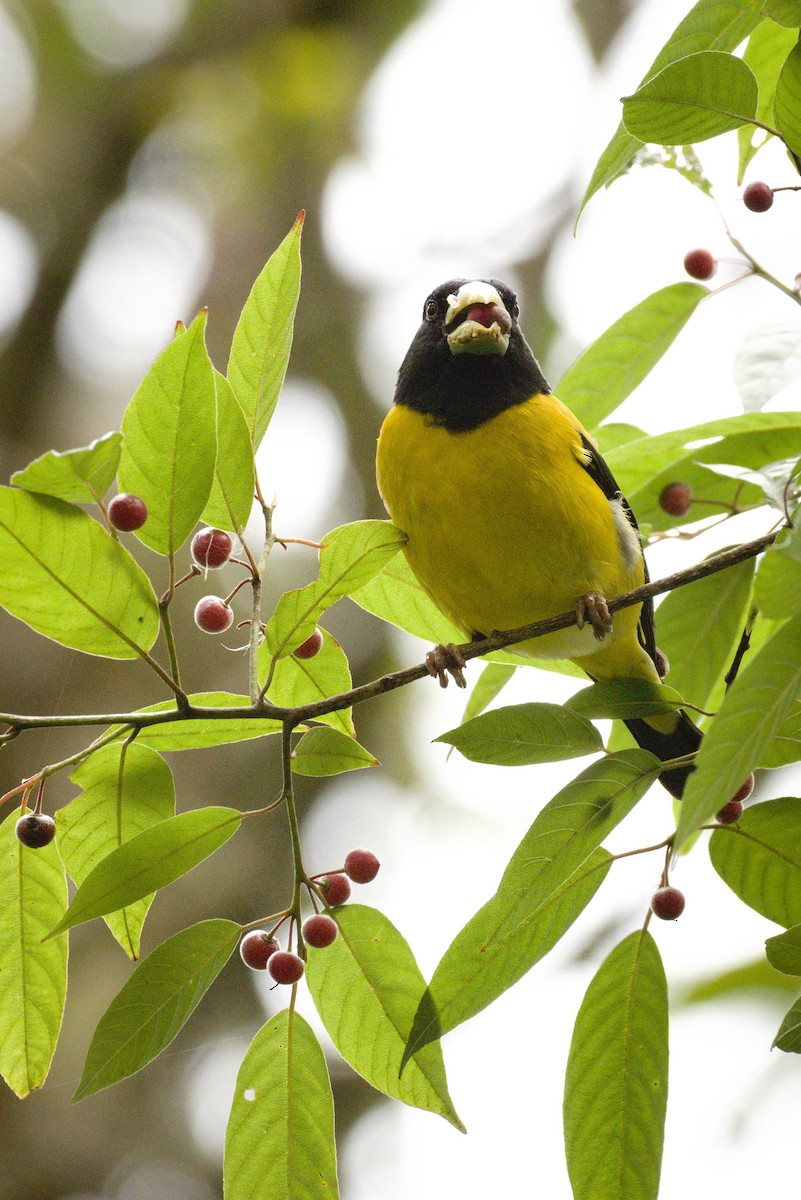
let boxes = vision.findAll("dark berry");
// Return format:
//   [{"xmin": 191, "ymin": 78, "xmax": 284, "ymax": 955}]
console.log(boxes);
[
  {"xmin": 683, "ymin": 248, "xmax": 716, "ymax": 281},
  {"xmin": 191, "ymin": 527, "xmax": 233, "ymax": 569},
  {"xmin": 318, "ymin": 873, "xmax": 351, "ymax": 906},
  {"xmin": 730, "ymin": 773, "xmax": 755, "ymax": 804},
  {"xmin": 659, "ymin": 482, "xmax": 693, "ymax": 517},
  {"xmin": 108, "ymin": 493, "xmax": 148, "ymax": 532},
  {"xmin": 743, "ymin": 181, "xmax": 773, "ymax": 213},
  {"xmin": 239, "ymin": 930, "xmax": 279, "ymax": 970},
  {"xmin": 294, "ymin": 628, "xmax": 324, "ymax": 659},
  {"xmin": 194, "ymin": 596, "xmax": 233, "ymax": 634},
  {"xmin": 716, "ymin": 800, "xmax": 743, "ymax": 825},
  {"xmin": 302, "ymin": 914, "xmax": 338, "ymax": 949},
  {"xmin": 15, "ymin": 812, "xmax": 56, "ymax": 849},
  {"xmin": 651, "ymin": 885, "xmax": 686, "ymax": 921},
  {"xmin": 268, "ymin": 950, "xmax": 305, "ymax": 985},
  {"xmin": 344, "ymin": 848, "xmax": 380, "ymax": 884}
]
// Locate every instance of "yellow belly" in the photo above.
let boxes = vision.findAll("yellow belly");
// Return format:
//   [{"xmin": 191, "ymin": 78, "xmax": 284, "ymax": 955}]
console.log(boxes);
[{"xmin": 376, "ymin": 396, "xmax": 651, "ymax": 670}]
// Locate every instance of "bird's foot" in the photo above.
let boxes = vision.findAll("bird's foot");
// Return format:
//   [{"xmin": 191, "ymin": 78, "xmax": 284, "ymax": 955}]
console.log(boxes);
[
  {"xmin": 426, "ymin": 643, "xmax": 467, "ymax": 689},
  {"xmin": 576, "ymin": 592, "xmax": 613, "ymax": 641}
]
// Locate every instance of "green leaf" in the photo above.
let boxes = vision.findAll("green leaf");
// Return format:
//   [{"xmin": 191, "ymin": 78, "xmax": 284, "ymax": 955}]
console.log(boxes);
[
  {"xmin": 263, "ymin": 520, "xmax": 406, "ymax": 659},
  {"xmin": 458, "ymin": 663, "xmax": 517, "ymax": 726},
  {"xmin": 709, "ymin": 797, "xmax": 801, "ymax": 925},
  {"xmin": 45, "ymin": 807, "xmax": 242, "ymax": 938},
  {"xmin": 404, "ymin": 752, "xmax": 657, "ymax": 1060},
  {"xmin": 775, "ymin": 41, "xmax": 801, "ymax": 156},
  {"xmin": 755, "ymin": 524, "xmax": 801, "ymax": 619},
  {"xmin": 224, "ymin": 1008, "xmax": 338, "ymax": 1200},
  {"xmin": 74, "ymin": 919, "xmax": 240, "ymax": 1100},
  {"xmin": 773, "ymin": 995, "xmax": 801, "ymax": 1051},
  {"xmin": 680, "ymin": 956, "xmax": 800, "ymax": 1002},
  {"xmin": 306, "ymin": 905, "xmax": 463, "ymax": 1130},
  {"xmin": 0, "ymin": 487, "xmax": 159, "ymax": 657},
  {"xmin": 734, "ymin": 322, "xmax": 801, "ymax": 412},
  {"xmin": 0, "ymin": 808, "xmax": 68, "ymax": 1096},
  {"xmin": 564, "ymin": 931, "xmax": 668, "ymax": 1200},
  {"xmin": 11, "ymin": 432, "xmax": 122, "ymax": 504},
  {"xmin": 606, "ymin": 410, "xmax": 801, "ymax": 531},
  {"xmin": 622, "ymin": 51, "xmax": 758, "ymax": 146},
  {"xmin": 676, "ymin": 615, "xmax": 801, "ymax": 851},
  {"xmin": 764, "ymin": 0, "xmax": 801, "ymax": 25},
  {"xmin": 291, "ymin": 727, "xmax": 378, "ymax": 776},
  {"xmin": 759, "ymin": 700, "xmax": 801, "ymax": 767},
  {"xmin": 435, "ymin": 702, "xmax": 603, "ymax": 766},
  {"xmin": 60, "ymin": 744, "xmax": 175, "ymax": 959},
  {"xmin": 738, "ymin": 20, "xmax": 798, "ymax": 178},
  {"xmin": 654, "ymin": 555, "xmax": 755, "ymax": 711},
  {"xmin": 261, "ymin": 628, "xmax": 354, "ymax": 735},
  {"xmin": 565, "ymin": 679, "xmax": 684, "ymax": 721},
  {"xmin": 555, "ymin": 285, "xmax": 707, "ymax": 429},
  {"xmin": 227, "ymin": 213, "xmax": 303, "ymax": 451},
  {"xmin": 201, "ymin": 371, "xmax": 255, "ymax": 533},
  {"xmin": 766, "ymin": 925, "xmax": 801, "ymax": 976},
  {"xmin": 578, "ymin": 0, "xmax": 765, "ymax": 220},
  {"xmin": 115, "ymin": 693, "xmax": 281, "ymax": 750},
  {"xmin": 118, "ymin": 311, "xmax": 217, "ymax": 557}
]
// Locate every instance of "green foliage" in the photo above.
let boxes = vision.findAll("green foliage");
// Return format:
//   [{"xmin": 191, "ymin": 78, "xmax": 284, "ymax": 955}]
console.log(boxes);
[
  {"xmin": 74, "ymin": 919, "xmax": 240, "ymax": 1099},
  {"xmin": 10, "ymin": 431, "xmax": 122, "ymax": 505},
  {"xmin": 263, "ymin": 628, "xmax": 355, "ymax": 734},
  {"xmin": 774, "ymin": 41, "xmax": 801, "ymax": 156},
  {"xmin": 227, "ymin": 213, "xmax": 304, "ymax": 451},
  {"xmin": 0, "ymin": 486, "xmax": 160, "ymax": 657},
  {"xmin": 202, "ymin": 371, "xmax": 256, "ymax": 533},
  {"xmin": 738, "ymin": 20, "xmax": 797, "ymax": 178},
  {"xmin": 46, "ymin": 807, "xmax": 242, "ymax": 938},
  {"xmin": 564, "ymin": 931, "xmax": 668, "ymax": 1200},
  {"xmin": 290, "ymin": 726, "xmax": 378, "ymax": 776},
  {"xmin": 710, "ymin": 798, "xmax": 801, "ymax": 925},
  {"xmin": 60, "ymin": 743, "xmax": 176, "ymax": 958},
  {"xmin": 622, "ymin": 51, "xmax": 759, "ymax": 146},
  {"xmin": 0, "ymin": 808, "xmax": 68, "ymax": 1097},
  {"xmin": 118, "ymin": 312, "xmax": 218, "ymax": 557},
  {"xmin": 435, "ymin": 701, "xmax": 604, "ymax": 765},
  {"xmin": 766, "ymin": 924, "xmax": 801, "ymax": 976},
  {"xmin": 224, "ymin": 1009, "xmax": 338, "ymax": 1200},
  {"xmin": 555, "ymin": 283, "xmax": 707, "ymax": 429},
  {"xmin": 306, "ymin": 905, "xmax": 463, "ymax": 1129}
]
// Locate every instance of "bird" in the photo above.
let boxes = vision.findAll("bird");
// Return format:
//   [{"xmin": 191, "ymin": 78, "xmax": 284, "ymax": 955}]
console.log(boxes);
[{"xmin": 376, "ymin": 277, "xmax": 702, "ymax": 798}]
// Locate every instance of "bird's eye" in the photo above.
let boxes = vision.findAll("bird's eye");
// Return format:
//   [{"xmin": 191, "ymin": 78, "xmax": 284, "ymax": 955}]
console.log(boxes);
[
  {"xmin": 510, "ymin": 298, "xmax": 520, "ymax": 320},
  {"xmin": 424, "ymin": 299, "xmax": 439, "ymax": 322}
]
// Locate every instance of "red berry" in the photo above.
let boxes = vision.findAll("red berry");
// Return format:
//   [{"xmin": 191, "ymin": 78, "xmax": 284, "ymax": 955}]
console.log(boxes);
[
  {"xmin": 294, "ymin": 628, "xmax": 324, "ymax": 659},
  {"xmin": 191, "ymin": 527, "xmax": 233, "ymax": 569},
  {"xmin": 651, "ymin": 885, "xmax": 685, "ymax": 921},
  {"xmin": 194, "ymin": 596, "xmax": 233, "ymax": 634},
  {"xmin": 683, "ymin": 248, "xmax": 716, "ymax": 281},
  {"xmin": 108, "ymin": 493, "xmax": 148, "ymax": 532},
  {"xmin": 302, "ymin": 914, "xmax": 338, "ymax": 949},
  {"xmin": 268, "ymin": 950, "xmax": 305, "ymax": 985},
  {"xmin": 239, "ymin": 930, "xmax": 279, "ymax": 970},
  {"xmin": 716, "ymin": 800, "xmax": 743, "ymax": 825},
  {"xmin": 318, "ymin": 873, "xmax": 351, "ymax": 906},
  {"xmin": 743, "ymin": 181, "xmax": 773, "ymax": 213},
  {"xmin": 15, "ymin": 812, "xmax": 56, "ymax": 848},
  {"xmin": 730, "ymin": 773, "xmax": 755, "ymax": 804},
  {"xmin": 659, "ymin": 482, "xmax": 693, "ymax": 517},
  {"xmin": 344, "ymin": 848, "xmax": 380, "ymax": 884}
]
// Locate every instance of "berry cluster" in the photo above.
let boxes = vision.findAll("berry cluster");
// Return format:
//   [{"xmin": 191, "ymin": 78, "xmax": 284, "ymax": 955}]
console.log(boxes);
[{"xmin": 238, "ymin": 848, "xmax": 380, "ymax": 984}]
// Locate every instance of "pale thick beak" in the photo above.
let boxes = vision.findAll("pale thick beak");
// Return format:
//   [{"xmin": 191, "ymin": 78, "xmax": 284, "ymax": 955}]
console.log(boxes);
[{"xmin": 444, "ymin": 281, "xmax": 512, "ymax": 356}]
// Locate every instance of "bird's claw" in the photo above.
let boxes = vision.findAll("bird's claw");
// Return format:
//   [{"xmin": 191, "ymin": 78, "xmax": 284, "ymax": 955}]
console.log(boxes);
[
  {"xmin": 426, "ymin": 643, "xmax": 467, "ymax": 689},
  {"xmin": 576, "ymin": 592, "xmax": 613, "ymax": 641}
]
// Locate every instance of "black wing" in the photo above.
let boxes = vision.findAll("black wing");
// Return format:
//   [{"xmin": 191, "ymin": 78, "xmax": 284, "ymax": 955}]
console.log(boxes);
[{"xmin": 579, "ymin": 433, "xmax": 658, "ymax": 668}]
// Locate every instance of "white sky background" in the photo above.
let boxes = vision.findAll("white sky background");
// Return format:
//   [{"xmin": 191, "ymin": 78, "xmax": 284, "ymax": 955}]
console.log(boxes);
[{"xmin": 2, "ymin": 0, "xmax": 800, "ymax": 1196}]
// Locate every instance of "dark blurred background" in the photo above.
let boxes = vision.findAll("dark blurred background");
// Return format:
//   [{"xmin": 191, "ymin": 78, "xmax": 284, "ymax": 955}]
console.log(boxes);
[{"xmin": 0, "ymin": 3, "xmax": 635, "ymax": 1197}]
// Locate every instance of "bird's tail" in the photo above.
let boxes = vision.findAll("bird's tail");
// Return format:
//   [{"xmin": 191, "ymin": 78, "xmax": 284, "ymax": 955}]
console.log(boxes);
[{"xmin": 624, "ymin": 710, "xmax": 702, "ymax": 798}]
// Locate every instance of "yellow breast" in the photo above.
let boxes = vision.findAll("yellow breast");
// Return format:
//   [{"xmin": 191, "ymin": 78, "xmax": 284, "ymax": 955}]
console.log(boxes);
[{"xmin": 376, "ymin": 395, "xmax": 646, "ymax": 663}]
